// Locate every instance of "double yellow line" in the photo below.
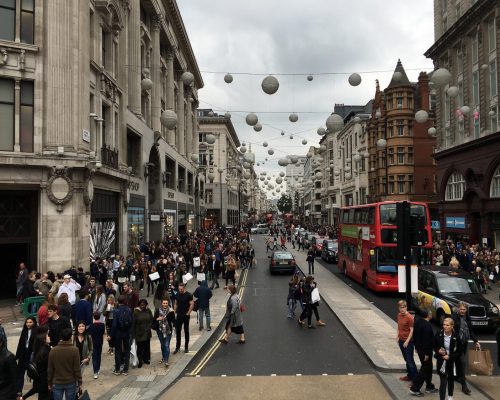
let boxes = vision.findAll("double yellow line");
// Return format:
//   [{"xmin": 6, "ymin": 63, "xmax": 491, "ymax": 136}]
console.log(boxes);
[{"xmin": 189, "ymin": 268, "xmax": 248, "ymax": 376}]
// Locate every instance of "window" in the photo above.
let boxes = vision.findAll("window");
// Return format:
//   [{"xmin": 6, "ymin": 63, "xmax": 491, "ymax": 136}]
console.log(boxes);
[
  {"xmin": 488, "ymin": 19, "xmax": 496, "ymax": 53},
  {"xmin": 490, "ymin": 60, "xmax": 497, "ymax": 98},
  {"xmin": 20, "ymin": 0, "xmax": 34, "ymax": 43},
  {"xmin": 0, "ymin": 78, "xmax": 14, "ymax": 151},
  {"xmin": 491, "ymin": 166, "xmax": 500, "ymax": 197},
  {"xmin": 455, "ymin": 2, "xmax": 460, "ymax": 20},
  {"xmin": 471, "ymin": 33, "xmax": 478, "ymax": 65},
  {"xmin": 0, "ymin": 0, "xmax": 15, "ymax": 41},
  {"xmin": 408, "ymin": 175, "xmax": 414, "ymax": 193},
  {"xmin": 19, "ymin": 80, "xmax": 33, "ymax": 152},
  {"xmin": 206, "ymin": 189, "xmax": 213, "ymax": 203},
  {"xmin": 388, "ymin": 122, "xmax": 394, "ymax": 138},
  {"xmin": 396, "ymin": 93, "xmax": 403, "ymax": 109},
  {"xmin": 474, "ymin": 114, "xmax": 480, "ymax": 139},
  {"xmin": 388, "ymin": 176, "xmax": 394, "ymax": 194},
  {"xmin": 397, "ymin": 120, "xmax": 404, "ymax": 136},
  {"xmin": 101, "ymin": 28, "xmax": 109, "ymax": 68},
  {"xmin": 388, "ymin": 147, "xmax": 394, "ymax": 165},
  {"xmin": 408, "ymin": 147, "xmax": 413, "ymax": 164},
  {"xmin": 397, "ymin": 175, "xmax": 405, "ymax": 193},
  {"xmin": 380, "ymin": 204, "xmax": 397, "ymax": 225},
  {"xmin": 445, "ymin": 172, "xmax": 465, "ymax": 201},
  {"xmin": 408, "ymin": 122, "xmax": 413, "ymax": 136},
  {"xmin": 397, "ymin": 147, "xmax": 404, "ymax": 164},
  {"xmin": 126, "ymin": 130, "xmax": 141, "ymax": 175},
  {"xmin": 472, "ymin": 70, "xmax": 479, "ymax": 106}
]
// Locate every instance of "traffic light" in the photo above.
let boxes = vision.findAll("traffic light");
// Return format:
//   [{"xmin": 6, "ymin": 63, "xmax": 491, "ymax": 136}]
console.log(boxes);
[
  {"xmin": 409, "ymin": 214, "xmax": 428, "ymax": 246},
  {"xmin": 396, "ymin": 202, "xmax": 410, "ymax": 259}
]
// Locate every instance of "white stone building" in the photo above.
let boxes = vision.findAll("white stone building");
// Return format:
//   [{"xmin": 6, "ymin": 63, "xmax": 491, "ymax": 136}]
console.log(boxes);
[{"xmin": 0, "ymin": 0, "xmax": 204, "ymax": 290}]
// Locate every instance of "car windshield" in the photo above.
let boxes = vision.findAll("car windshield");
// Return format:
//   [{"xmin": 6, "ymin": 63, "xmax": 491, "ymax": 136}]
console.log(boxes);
[
  {"xmin": 437, "ymin": 276, "xmax": 480, "ymax": 294},
  {"xmin": 274, "ymin": 253, "xmax": 293, "ymax": 260},
  {"xmin": 326, "ymin": 242, "xmax": 338, "ymax": 250}
]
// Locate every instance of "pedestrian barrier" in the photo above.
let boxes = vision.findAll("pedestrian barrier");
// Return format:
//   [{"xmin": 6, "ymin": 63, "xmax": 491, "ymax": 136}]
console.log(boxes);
[{"xmin": 21, "ymin": 295, "xmax": 46, "ymax": 319}]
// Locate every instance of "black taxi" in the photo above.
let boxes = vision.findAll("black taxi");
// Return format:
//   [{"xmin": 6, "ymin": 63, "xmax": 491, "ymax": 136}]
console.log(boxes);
[{"xmin": 412, "ymin": 266, "xmax": 500, "ymax": 330}]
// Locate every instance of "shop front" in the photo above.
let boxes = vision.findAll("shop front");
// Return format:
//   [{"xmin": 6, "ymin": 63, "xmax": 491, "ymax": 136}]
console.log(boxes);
[
  {"xmin": 91, "ymin": 189, "xmax": 119, "ymax": 259},
  {"xmin": 127, "ymin": 195, "xmax": 145, "ymax": 253},
  {"xmin": 163, "ymin": 200, "xmax": 177, "ymax": 236}
]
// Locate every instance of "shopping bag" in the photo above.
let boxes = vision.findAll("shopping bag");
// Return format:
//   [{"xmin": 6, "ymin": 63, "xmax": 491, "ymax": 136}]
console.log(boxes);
[
  {"xmin": 182, "ymin": 272, "xmax": 193, "ymax": 284},
  {"xmin": 193, "ymin": 257, "xmax": 201, "ymax": 267},
  {"xmin": 468, "ymin": 348, "xmax": 493, "ymax": 376},
  {"xmin": 311, "ymin": 287, "xmax": 320, "ymax": 304},
  {"xmin": 130, "ymin": 339, "xmax": 138, "ymax": 368},
  {"xmin": 196, "ymin": 272, "xmax": 206, "ymax": 281},
  {"xmin": 149, "ymin": 271, "xmax": 160, "ymax": 281}
]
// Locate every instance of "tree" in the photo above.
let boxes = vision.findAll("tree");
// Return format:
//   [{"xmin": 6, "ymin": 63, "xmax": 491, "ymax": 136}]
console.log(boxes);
[{"xmin": 277, "ymin": 194, "xmax": 292, "ymax": 214}]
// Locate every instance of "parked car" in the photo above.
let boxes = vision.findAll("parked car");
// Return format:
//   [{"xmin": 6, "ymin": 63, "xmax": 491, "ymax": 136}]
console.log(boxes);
[
  {"xmin": 268, "ymin": 251, "xmax": 297, "ymax": 274},
  {"xmin": 310, "ymin": 235, "xmax": 326, "ymax": 256},
  {"xmin": 412, "ymin": 266, "xmax": 500, "ymax": 330},
  {"xmin": 251, "ymin": 223, "xmax": 269, "ymax": 234},
  {"xmin": 321, "ymin": 239, "xmax": 338, "ymax": 263}
]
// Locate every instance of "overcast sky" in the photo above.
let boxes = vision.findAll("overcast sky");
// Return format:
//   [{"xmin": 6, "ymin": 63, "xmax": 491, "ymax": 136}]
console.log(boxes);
[{"xmin": 177, "ymin": 1, "xmax": 435, "ymax": 197}]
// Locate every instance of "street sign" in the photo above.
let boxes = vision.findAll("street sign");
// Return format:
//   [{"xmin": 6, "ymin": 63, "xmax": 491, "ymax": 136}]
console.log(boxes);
[{"xmin": 431, "ymin": 220, "xmax": 440, "ymax": 230}]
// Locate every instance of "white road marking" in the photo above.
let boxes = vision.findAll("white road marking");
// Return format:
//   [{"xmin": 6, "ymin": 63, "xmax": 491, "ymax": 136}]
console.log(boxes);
[
  {"xmin": 348, "ymin": 373, "xmax": 354, "ymax": 376},
  {"xmin": 246, "ymin": 374, "xmax": 252, "ymax": 377},
  {"xmin": 296, "ymin": 374, "xmax": 302, "ymax": 376},
  {"xmin": 221, "ymin": 375, "xmax": 227, "ymax": 377},
  {"xmin": 322, "ymin": 373, "xmax": 328, "ymax": 376},
  {"xmin": 271, "ymin": 374, "xmax": 277, "ymax": 376}
]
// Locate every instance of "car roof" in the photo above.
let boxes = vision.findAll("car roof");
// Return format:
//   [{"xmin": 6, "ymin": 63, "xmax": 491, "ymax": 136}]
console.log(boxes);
[
  {"xmin": 420, "ymin": 266, "xmax": 471, "ymax": 279},
  {"xmin": 272, "ymin": 251, "xmax": 293, "ymax": 256}
]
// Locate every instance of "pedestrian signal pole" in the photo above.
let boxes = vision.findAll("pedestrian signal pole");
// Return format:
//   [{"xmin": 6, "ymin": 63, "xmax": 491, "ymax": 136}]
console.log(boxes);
[{"xmin": 396, "ymin": 201, "xmax": 412, "ymax": 310}]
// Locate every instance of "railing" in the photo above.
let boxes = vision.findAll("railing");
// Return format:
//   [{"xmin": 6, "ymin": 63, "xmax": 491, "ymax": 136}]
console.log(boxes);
[{"xmin": 101, "ymin": 146, "xmax": 119, "ymax": 169}]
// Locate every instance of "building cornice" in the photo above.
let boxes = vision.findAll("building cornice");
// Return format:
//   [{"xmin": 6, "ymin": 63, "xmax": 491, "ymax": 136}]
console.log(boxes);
[
  {"xmin": 198, "ymin": 117, "xmax": 240, "ymax": 147},
  {"xmin": 433, "ymin": 131, "xmax": 500, "ymax": 160},
  {"xmin": 424, "ymin": 0, "xmax": 490, "ymax": 59}
]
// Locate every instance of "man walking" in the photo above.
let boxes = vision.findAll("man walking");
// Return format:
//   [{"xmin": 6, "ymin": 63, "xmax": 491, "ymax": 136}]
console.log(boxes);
[
  {"xmin": 109, "ymin": 295, "xmax": 133, "ymax": 375},
  {"xmin": 409, "ymin": 309, "xmax": 438, "ymax": 396},
  {"xmin": 48, "ymin": 304, "xmax": 72, "ymax": 347},
  {"xmin": 194, "ymin": 280, "xmax": 213, "ymax": 331},
  {"xmin": 452, "ymin": 301, "xmax": 480, "ymax": 395},
  {"xmin": 48, "ymin": 327, "xmax": 82, "ymax": 400},
  {"xmin": 396, "ymin": 300, "xmax": 417, "ymax": 384},
  {"xmin": 173, "ymin": 283, "xmax": 193, "ymax": 354}
]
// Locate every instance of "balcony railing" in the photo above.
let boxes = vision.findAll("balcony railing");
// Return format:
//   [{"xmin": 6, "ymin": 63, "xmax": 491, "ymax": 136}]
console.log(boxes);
[{"xmin": 101, "ymin": 146, "xmax": 119, "ymax": 169}]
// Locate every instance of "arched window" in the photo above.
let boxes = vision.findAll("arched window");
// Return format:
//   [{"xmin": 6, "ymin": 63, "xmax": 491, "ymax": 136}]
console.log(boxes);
[
  {"xmin": 490, "ymin": 165, "xmax": 500, "ymax": 197},
  {"xmin": 445, "ymin": 172, "xmax": 465, "ymax": 201}
]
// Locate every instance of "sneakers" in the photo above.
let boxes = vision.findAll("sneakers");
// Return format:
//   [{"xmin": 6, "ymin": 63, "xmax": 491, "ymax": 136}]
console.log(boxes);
[
  {"xmin": 164, "ymin": 362, "xmax": 169, "ymax": 367},
  {"xmin": 316, "ymin": 320, "xmax": 326, "ymax": 326},
  {"xmin": 462, "ymin": 385, "xmax": 471, "ymax": 395},
  {"xmin": 425, "ymin": 387, "xmax": 438, "ymax": 394},
  {"xmin": 173, "ymin": 349, "xmax": 179, "ymax": 355},
  {"xmin": 93, "ymin": 372, "xmax": 99, "ymax": 379},
  {"xmin": 409, "ymin": 389, "xmax": 424, "ymax": 397},
  {"xmin": 113, "ymin": 370, "xmax": 121, "ymax": 375},
  {"xmin": 297, "ymin": 319, "xmax": 304, "ymax": 327},
  {"xmin": 207, "ymin": 326, "xmax": 211, "ymax": 331},
  {"xmin": 121, "ymin": 370, "xmax": 128, "ymax": 376},
  {"xmin": 399, "ymin": 376, "xmax": 411, "ymax": 382}
]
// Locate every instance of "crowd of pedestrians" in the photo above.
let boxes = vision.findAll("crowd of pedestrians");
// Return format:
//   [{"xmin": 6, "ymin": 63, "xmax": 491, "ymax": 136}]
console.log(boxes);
[{"xmin": 4, "ymin": 226, "xmax": 250, "ymax": 400}]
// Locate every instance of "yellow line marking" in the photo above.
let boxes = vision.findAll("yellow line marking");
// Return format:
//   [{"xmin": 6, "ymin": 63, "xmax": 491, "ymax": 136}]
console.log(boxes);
[{"xmin": 189, "ymin": 268, "xmax": 249, "ymax": 376}]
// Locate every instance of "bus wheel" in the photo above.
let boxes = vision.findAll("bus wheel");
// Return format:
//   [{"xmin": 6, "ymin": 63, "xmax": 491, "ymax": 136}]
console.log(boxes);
[{"xmin": 362, "ymin": 272, "xmax": 367, "ymax": 288}]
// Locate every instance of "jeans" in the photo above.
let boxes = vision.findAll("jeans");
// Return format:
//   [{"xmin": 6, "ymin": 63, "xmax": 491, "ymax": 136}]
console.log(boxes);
[
  {"xmin": 308, "ymin": 261, "xmax": 314, "ymax": 275},
  {"xmin": 287, "ymin": 298, "xmax": 297, "ymax": 317},
  {"xmin": 52, "ymin": 382, "xmax": 77, "ymax": 400},
  {"xmin": 398, "ymin": 339, "xmax": 417, "ymax": 380},
  {"xmin": 175, "ymin": 314, "xmax": 190, "ymax": 350},
  {"xmin": 198, "ymin": 306, "xmax": 211, "ymax": 328},
  {"xmin": 114, "ymin": 334, "xmax": 131, "ymax": 372},
  {"xmin": 92, "ymin": 344, "xmax": 103, "ymax": 373},
  {"xmin": 157, "ymin": 330, "xmax": 172, "ymax": 362}
]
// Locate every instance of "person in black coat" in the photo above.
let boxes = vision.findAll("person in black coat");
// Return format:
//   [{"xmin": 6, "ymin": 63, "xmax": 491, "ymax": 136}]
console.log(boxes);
[
  {"xmin": 22, "ymin": 325, "xmax": 50, "ymax": 400},
  {"xmin": 496, "ymin": 327, "xmax": 500, "ymax": 367},
  {"xmin": 22, "ymin": 273, "xmax": 40, "ymax": 303},
  {"xmin": 0, "ymin": 327, "xmax": 18, "ymax": 400},
  {"xmin": 434, "ymin": 318, "xmax": 462, "ymax": 400},
  {"xmin": 15, "ymin": 317, "xmax": 37, "ymax": 393},
  {"xmin": 409, "ymin": 310, "xmax": 437, "ymax": 395},
  {"xmin": 193, "ymin": 280, "xmax": 213, "ymax": 331}
]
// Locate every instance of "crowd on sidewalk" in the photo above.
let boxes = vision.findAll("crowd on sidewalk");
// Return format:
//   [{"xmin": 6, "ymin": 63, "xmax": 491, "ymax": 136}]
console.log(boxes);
[{"xmin": 3, "ymin": 226, "xmax": 252, "ymax": 400}]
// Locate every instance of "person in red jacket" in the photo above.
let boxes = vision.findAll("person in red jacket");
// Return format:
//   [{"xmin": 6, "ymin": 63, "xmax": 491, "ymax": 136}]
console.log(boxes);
[{"xmin": 121, "ymin": 282, "xmax": 139, "ymax": 311}]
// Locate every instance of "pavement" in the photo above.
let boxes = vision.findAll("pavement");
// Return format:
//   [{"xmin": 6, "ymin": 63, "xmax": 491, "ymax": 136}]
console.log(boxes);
[{"xmin": 1, "ymin": 237, "xmax": 499, "ymax": 400}]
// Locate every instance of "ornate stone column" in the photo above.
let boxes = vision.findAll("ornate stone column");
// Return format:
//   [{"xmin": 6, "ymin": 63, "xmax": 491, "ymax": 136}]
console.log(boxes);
[
  {"xmin": 176, "ymin": 77, "xmax": 185, "ymax": 155},
  {"xmin": 166, "ymin": 51, "xmax": 175, "ymax": 146},
  {"xmin": 185, "ymin": 93, "xmax": 193, "ymax": 159},
  {"xmin": 127, "ymin": 0, "xmax": 141, "ymax": 115},
  {"xmin": 192, "ymin": 102, "xmax": 199, "ymax": 159},
  {"xmin": 151, "ymin": 16, "xmax": 161, "ymax": 132}
]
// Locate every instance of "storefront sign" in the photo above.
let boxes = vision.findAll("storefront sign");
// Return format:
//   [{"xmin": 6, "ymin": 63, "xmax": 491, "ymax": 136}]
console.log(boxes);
[
  {"xmin": 128, "ymin": 181, "xmax": 140, "ymax": 191},
  {"xmin": 82, "ymin": 129, "xmax": 90, "ymax": 143},
  {"xmin": 445, "ymin": 216, "xmax": 465, "ymax": 229},
  {"xmin": 431, "ymin": 220, "xmax": 440, "ymax": 230},
  {"xmin": 150, "ymin": 214, "xmax": 160, "ymax": 222}
]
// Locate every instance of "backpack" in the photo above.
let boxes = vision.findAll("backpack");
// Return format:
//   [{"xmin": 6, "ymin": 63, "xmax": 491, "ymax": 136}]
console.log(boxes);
[{"xmin": 118, "ymin": 307, "xmax": 132, "ymax": 331}]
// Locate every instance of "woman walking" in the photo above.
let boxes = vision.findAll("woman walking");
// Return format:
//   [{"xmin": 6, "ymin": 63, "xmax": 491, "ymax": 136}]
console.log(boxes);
[
  {"xmin": 152, "ymin": 298, "xmax": 175, "ymax": 367},
  {"xmin": 306, "ymin": 248, "xmax": 315, "ymax": 275},
  {"xmin": 224, "ymin": 254, "xmax": 237, "ymax": 289},
  {"xmin": 133, "ymin": 299, "xmax": 153, "ymax": 368},
  {"xmin": 298, "ymin": 275, "xmax": 315, "ymax": 329},
  {"xmin": 74, "ymin": 321, "xmax": 93, "ymax": 374},
  {"xmin": 219, "ymin": 285, "xmax": 245, "ymax": 344},
  {"xmin": 103, "ymin": 294, "xmax": 117, "ymax": 354},
  {"xmin": 434, "ymin": 317, "xmax": 461, "ymax": 400},
  {"xmin": 93, "ymin": 285, "xmax": 106, "ymax": 323},
  {"xmin": 21, "ymin": 325, "xmax": 50, "ymax": 400},
  {"xmin": 15, "ymin": 316, "xmax": 37, "ymax": 393}
]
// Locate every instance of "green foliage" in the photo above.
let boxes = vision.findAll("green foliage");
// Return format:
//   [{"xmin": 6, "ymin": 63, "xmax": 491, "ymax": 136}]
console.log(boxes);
[{"xmin": 277, "ymin": 195, "xmax": 292, "ymax": 213}]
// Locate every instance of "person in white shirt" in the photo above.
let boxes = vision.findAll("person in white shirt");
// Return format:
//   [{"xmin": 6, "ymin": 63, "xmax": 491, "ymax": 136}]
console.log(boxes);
[{"xmin": 57, "ymin": 274, "xmax": 81, "ymax": 305}]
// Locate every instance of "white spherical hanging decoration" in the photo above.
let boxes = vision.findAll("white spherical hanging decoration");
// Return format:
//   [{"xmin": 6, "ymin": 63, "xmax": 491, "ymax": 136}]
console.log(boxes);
[
  {"xmin": 460, "ymin": 105, "xmax": 471, "ymax": 115},
  {"xmin": 375, "ymin": 109, "xmax": 382, "ymax": 118},
  {"xmin": 276, "ymin": 177, "xmax": 283, "ymax": 184},
  {"xmin": 191, "ymin": 154, "xmax": 199, "ymax": 163},
  {"xmin": 160, "ymin": 109, "xmax": 178, "ymax": 129},
  {"xmin": 289, "ymin": 135, "xmax": 294, "ymax": 140},
  {"xmin": 345, "ymin": 173, "xmax": 352, "ymax": 180},
  {"xmin": 224, "ymin": 73, "xmax": 233, "ymax": 83},
  {"xmin": 353, "ymin": 154, "xmax": 361, "ymax": 162},
  {"xmin": 278, "ymin": 158, "xmax": 290, "ymax": 167},
  {"xmin": 279, "ymin": 171, "xmax": 285, "ymax": 177},
  {"xmin": 317, "ymin": 127, "xmax": 326, "ymax": 136},
  {"xmin": 246, "ymin": 113, "xmax": 258, "ymax": 126},
  {"xmin": 319, "ymin": 144, "xmax": 327, "ymax": 153},
  {"xmin": 141, "ymin": 78, "xmax": 153, "ymax": 91},
  {"xmin": 348, "ymin": 73, "xmax": 362, "ymax": 86},
  {"xmin": 289, "ymin": 113, "xmax": 299, "ymax": 123},
  {"xmin": 224, "ymin": 112, "xmax": 231, "ymax": 119},
  {"xmin": 259, "ymin": 176, "xmax": 265, "ymax": 181},
  {"xmin": 243, "ymin": 152, "xmax": 254, "ymax": 163},
  {"xmin": 205, "ymin": 134, "xmax": 216, "ymax": 145},
  {"xmin": 326, "ymin": 113, "xmax": 344, "ymax": 132},
  {"xmin": 243, "ymin": 171, "xmax": 251, "ymax": 179},
  {"xmin": 253, "ymin": 123, "xmax": 262, "ymax": 132},
  {"xmin": 334, "ymin": 170, "xmax": 340, "ymax": 176},
  {"xmin": 377, "ymin": 138, "xmax": 387, "ymax": 149},
  {"xmin": 302, "ymin": 139, "xmax": 307, "ymax": 145},
  {"xmin": 181, "ymin": 71, "xmax": 195, "ymax": 86},
  {"xmin": 428, "ymin": 127, "xmax": 437, "ymax": 136},
  {"xmin": 353, "ymin": 116, "xmax": 361, "ymax": 124},
  {"xmin": 315, "ymin": 172, "xmax": 323, "ymax": 180},
  {"xmin": 415, "ymin": 110, "xmax": 429, "ymax": 124},
  {"xmin": 276, "ymin": 188, "xmax": 281, "ymax": 193},
  {"xmin": 208, "ymin": 111, "xmax": 214, "ymax": 117},
  {"xmin": 392, "ymin": 71, "xmax": 403, "ymax": 82},
  {"xmin": 446, "ymin": 86, "xmax": 459, "ymax": 98},
  {"xmin": 265, "ymin": 158, "xmax": 268, "ymax": 161},
  {"xmin": 207, "ymin": 172, "xmax": 215, "ymax": 182},
  {"xmin": 268, "ymin": 149, "xmax": 274, "ymax": 155},
  {"xmin": 481, "ymin": 64, "xmax": 488, "ymax": 71},
  {"xmin": 431, "ymin": 68, "xmax": 452, "ymax": 86},
  {"xmin": 240, "ymin": 145, "xmax": 247, "ymax": 153},
  {"xmin": 306, "ymin": 152, "xmax": 313, "ymax": 158},
  {"xmin": 363, "ymin": 152, "xmax": 369, "ymax": 158},
  {"xmin": 281, "ymin": 131, "xmax": 285, "ymax": 136},
  {"xmin": 344, "ymin": 166, "xmax": 351, "ymax": 173},
  {"xmin": 289, "ymin": 156, "xmax": 298, "ymax": 164},
  {"xmin": 243, "ymin": 161, "xmax": 251, "ymax": 169},
  {"xmin": 307, "ymin": 75, "xmax": 313, "ymax": 81},
  {"xmin": 261, "ymin": 75, "xmax": 279, "ymax": 95},
  {"xmin": 489, "ymin": 110, "xmax": 496, "ymax": 117},
  {"xmin": 262, "ymin": 141, "xmax": 268, "ymax": 147},
  {"xmin": 257, "ymin": 163, "xmax": 260, "ymax": 166}
]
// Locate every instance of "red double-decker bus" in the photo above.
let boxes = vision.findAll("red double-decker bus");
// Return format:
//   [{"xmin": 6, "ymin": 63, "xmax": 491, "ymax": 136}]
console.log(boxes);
[{"xmin": 337, "ymin": 201, "xmax": 433, "ymax": 292}]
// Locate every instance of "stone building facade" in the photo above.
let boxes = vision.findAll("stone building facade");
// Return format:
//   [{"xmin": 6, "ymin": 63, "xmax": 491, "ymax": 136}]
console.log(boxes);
[
  {"xmin": 425, "ymin": 0, "xmax": 500, "ymax": 245},
  {"xmin": 0, "ymin": 0, "xmax": 203, "ymax": 295}
]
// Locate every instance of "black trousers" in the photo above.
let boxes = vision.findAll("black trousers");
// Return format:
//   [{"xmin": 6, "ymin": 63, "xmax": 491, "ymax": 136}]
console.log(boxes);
[
  {"xmin": 136, "ymin": 340, "xmax": 150, "ymax": 364},
  {"xmin": 411, "ymin": 349, "xmax": 433, "ymax": 391},
  {"xmin": 175, "ymin": 314, "xmax": 190, "ymax": 350},
  {"xmin": 455, "ymin": 345, "xmax": 468, "ymax": 387},
  {"xmin": 438, "ymin": 362, "xmax": 455, "ymax": 400},
  {"xmin": 300, "ymin": 304, "xmax": 312, "ymax": 326}
]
